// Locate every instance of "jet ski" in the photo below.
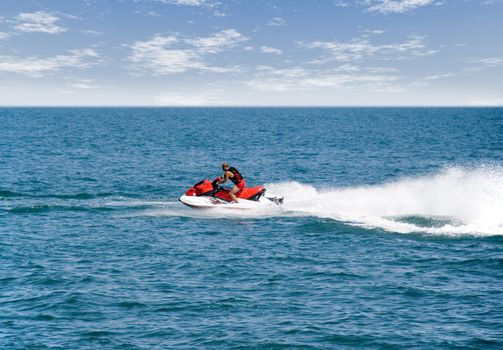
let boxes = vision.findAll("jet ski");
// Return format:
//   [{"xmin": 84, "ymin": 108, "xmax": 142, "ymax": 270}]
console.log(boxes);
[{"xmin": 179, "ymin": 178, "xmax": 284, "ymax": 209}]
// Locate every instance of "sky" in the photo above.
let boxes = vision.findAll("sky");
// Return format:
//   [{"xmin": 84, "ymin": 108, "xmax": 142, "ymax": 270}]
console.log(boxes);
[{"xmin": 0, "ymin": 0, "xmax": 502, "ymax": 106}]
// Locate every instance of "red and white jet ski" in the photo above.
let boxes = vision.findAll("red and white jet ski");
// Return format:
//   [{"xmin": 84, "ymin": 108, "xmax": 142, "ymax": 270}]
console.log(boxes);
[{"xmin": 179, "ymin": 178, "xmax": 283, "ymax": 209}]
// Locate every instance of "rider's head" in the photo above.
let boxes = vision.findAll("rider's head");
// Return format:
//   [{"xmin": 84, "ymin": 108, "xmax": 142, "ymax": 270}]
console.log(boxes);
[{"xmin": 222, "ymin": 162, "xmax": 229, "ymax": 171}]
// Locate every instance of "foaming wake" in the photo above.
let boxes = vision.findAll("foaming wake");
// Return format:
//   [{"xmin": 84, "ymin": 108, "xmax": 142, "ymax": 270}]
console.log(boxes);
[{"xmin": 266, "ymin": 166, "xmax": 503, "ymax": 236}]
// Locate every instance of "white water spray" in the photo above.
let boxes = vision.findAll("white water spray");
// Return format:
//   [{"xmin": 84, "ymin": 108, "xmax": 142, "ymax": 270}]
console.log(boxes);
[{"xmin": 267, "ymin": 166, "xmax": 503, "ymax": 235}]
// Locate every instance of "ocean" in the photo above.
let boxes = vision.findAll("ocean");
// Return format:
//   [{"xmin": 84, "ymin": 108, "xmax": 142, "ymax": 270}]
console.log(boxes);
[{"xmin": 1, "ymin": 107, "xmax": 502, "ymax": 349}]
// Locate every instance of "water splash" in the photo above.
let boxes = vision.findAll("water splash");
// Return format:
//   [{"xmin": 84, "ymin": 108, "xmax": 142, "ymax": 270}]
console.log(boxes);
[{"xmin": 267, "ymin": 166, "xmax": 503, "ymax": 235}]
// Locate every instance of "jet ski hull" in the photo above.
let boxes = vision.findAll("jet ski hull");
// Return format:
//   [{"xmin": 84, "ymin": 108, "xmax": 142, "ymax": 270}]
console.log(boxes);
[
  {"xmin": 179, "ymin": 178, "xmax": 283, "ymax": 209},
  {"xmin": 179, "ymin": 193, "xmax": 283, "ymax": 209}
]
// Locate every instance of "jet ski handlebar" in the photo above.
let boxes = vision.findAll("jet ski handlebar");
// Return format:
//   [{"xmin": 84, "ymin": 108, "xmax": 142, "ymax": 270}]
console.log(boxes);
[{"xmin": 211, "ymin": 177, "xmax": 222, "ymax": 189}]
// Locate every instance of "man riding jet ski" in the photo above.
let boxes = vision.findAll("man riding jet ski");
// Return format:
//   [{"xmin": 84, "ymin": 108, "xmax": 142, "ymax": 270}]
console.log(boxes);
[
  {"xmin": 217, "ymin": 162, "xmax": 245, "ymax": 203},
  {"xmin": 178, "ymin": 163, "xmax": 283, "ymax": 209}
]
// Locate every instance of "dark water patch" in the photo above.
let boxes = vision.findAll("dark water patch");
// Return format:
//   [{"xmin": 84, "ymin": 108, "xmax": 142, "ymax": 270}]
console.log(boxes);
[
  {"xmin": 25, "ymin": 275, "xmax": 64, "ymax": 287},
  {"xmin": 0, "ymin": 189, "xmax": 24, "ymax": 198},
  {"xmin": 319, "ymin": 333, "xmax": 388, "ymax": 347},
  {"xmin": 79, "ymin": 275, "xmax": 95, "ymax": 283},
  {"xmin": 32, "ymin": 314, "xmax": 56, "ymax": 321},
  {"xmin": 468, "ymin": 338, "xmax": 503, "ymax": 349},
  {"xmin": 153, "ymin": 301, "xmax": 209, "ymax": 313},
  {"xmin": 192, "ymin": 230, "xmax": 222, "ymax": 236},
  {"xmin": 442, "ymin": 256, "xmax": 503, "ymax": 270},
  {"xmin": 7, "ymin": 204, "xmax": 115, "ymax": 214},
  {"xmin": 20, "ymin": 261, "xmax": 45, "ymax": 269},
  {"xmin": 393, "ymin": 215, "xmax": 459, "ymax": 228},
  {"xmin": 2, "ymin": 292, "xmax": 62, "ymax": 309},
  {"xmin": 80, "ymin": 177, "xmax": 98, "ymax": 182},
  {"xmin": 45, "ymin": 193, "xmax": 98, "ymax": 200},
  {"xmin": 307, "ymin": 270, "xmax": 366, "ymax": 280},
  {"xmin": 1, "ymin": 190, "xmax": 139, "ymax": 201},
  {"xmin": 116, "ymin": 301, "xmax": 147, "ymax": 309},
  {"xmin": 37, "ymin": 192, "xmax": 137, "ymax": 200},
  {"xmin": 0, "ymin": 276, "xmax": 17, "ymax": 284},
  {"xmin": 296, "ymin": 218, "xmax": 349, "ymax": 234},
  {"xmin": 80, "ymin": 330, "xmax": 116, "ymax": 339}
]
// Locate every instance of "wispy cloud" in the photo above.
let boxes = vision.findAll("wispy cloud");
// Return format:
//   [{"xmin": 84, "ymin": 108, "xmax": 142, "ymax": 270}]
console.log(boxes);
[
  {"xmin": 260, "ymin": 46, "xmax": 283, "ymax": 55},
  {"xmin": 467, "ymin": 57, "xmax": 503, "ymax": 67},
  {"xmin": 66, "ymin": 78, "xmax": 102, "ymax": 89},
  {"xmin": 247, "ymin": 65, "xmax": 401, "ymax": 92},
  {"xmin": 82, "ymin": 29, "xmax": 103, "ymax": 36},
  {"xmin": 304, "ymin": 35, "xmax": 437, "ymax": 63},
  {"xmin": 14, "ymin": 11, "xmax": 67, "ymax": 34},
  {"xmin": 148, "ymin": 0, "xmax": 224, "ymax": 13},
  {"xmin": 0, "ymin": 49, "xmax": 99, "ymax": 76},
  {"xmin": 149, "ymin": 0, "xmax": 225, "ymax": 16},
  {"xmin": 482, "ymin": 0, "xmax": 503, "ymax": 4},
  {"xmin": 184, "ymin": 29, "xmax": 248, "ymax": 53},
  {"xmin": 153, "ymin": 0, "xmax": 211, "ymax": 6},
  {"xmin": 0, "ymin": 32, "xmax": 9, "ymax": 40},
  {"xmin": 363, "ymin": 0, "xmax": 437, "ymax": 14},
  {"xmin": 362, "ymin": 29, "xmax": 386, "ymax": 36},
  {"xmin": 128, "ymin": 29, "xmax": 248, "ymax": 75},
  {"xmin": 411, "ymin": 56, "xmax": 503, "ymax": 87},
  {"xmin": 268, "ymin": 17, "xmax": 287, "ymax": 26},
  {"xmin": 334, "ymin": 1, "xmax": 350, "ymax": 7}
]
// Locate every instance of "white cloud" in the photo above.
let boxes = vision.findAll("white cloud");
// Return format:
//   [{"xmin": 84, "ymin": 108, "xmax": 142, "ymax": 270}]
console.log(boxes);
[
  {"xmin": 150, "ymin": 0, "xmax": 217, "ymax": 7},
  {"xmin": 14, "ymin": 11, "xmax": 66, "ymax": 34},
  {"xmin": 128, "ymin": 30, "xmax": 248, "ymax": 75},
  {"xmin": 367, "ymin": 66, "xmax": 399, "ymax": 73},
  {"xmin": 82, "ymin": 29, "xmax": 103, "ymax": 36},
  {"xmin": 0, "ymin": 32, "xmax": 9, "ymax": 40},
  {"xmin": 247, "ymin": 66, "xmax": 401, "ymax": 92},
  {"xmin": 363, "ymin": 29, "xmax": 385, "ymax": 35},
  {"xmin": 149, "ymin": 0, "xmax": 224, "ymax": 16},
  {"xmin": 0, "ymin": 49, "xmax": 99, "ymax": 76},
  {"xmin": 468, "ymin": 57, "xmax": 503, "ymax": 67},
  {"xmin": 334, "ymin": 1, "xmax": 350, "ymax": 7},
  {"xmin": 160, "ymin": 0, "xmax": 207, "ymax": 5},
  {"xmin": 422, "ymin": 73, "xmax": 457, "ymax": 81},
  {"xmin": 268, "ymin": 17, "xmax": 287, "ymax": 26},
  {"xmin": 412, "ymin": 57, "xmax": 503, "ymax": 87},
  {"xmin": 338, "ymin": 64, "xmax": 361, "ymax": 72},
  {"xmin": 66, "ymin": 78, "xmax": 101, "ymax": 89},
  {"xmin": 260, "ymin": 46, "xmax": 283, "ymax": 55},
  {"xmin": 364, "ymin": 0, "xmax": 437, "ymax": 14},
  {"xmin": 304, "ymin": 36, "xmax": 437, "ymax": 63},
  {"xmin": 129, "ymin": 35, "xmax": 206, "ymax": 74},
  {"xmin": 184, "ymin": 29, "xmax": 248, "ymax": 53}
]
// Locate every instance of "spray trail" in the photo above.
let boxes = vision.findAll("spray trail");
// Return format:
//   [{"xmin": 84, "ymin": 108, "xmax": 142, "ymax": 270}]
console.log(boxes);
[{"xmin": 267, "ymin": 166, "xmax": 503, "ymax": 236}]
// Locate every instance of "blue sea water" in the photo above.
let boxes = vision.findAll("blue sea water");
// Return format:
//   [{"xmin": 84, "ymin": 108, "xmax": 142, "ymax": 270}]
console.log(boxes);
[{"xmin": 1, "ymin": 107, "xmax": 503, "ymax": 349}]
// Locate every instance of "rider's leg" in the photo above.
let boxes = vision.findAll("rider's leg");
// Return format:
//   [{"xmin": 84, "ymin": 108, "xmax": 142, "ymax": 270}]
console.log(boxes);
[{"xmin": 229, "ymin": 186, "xmax": 239, "ymax": 203}]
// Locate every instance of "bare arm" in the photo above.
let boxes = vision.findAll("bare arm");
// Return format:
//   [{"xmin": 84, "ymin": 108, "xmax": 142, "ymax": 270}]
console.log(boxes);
[{"xmin": 219, "ymin": 171, "xmax": 233, "ymax": 184}]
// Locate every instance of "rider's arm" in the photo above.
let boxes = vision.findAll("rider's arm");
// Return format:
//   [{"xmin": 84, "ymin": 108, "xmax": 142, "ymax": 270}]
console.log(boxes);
[
  {"xmin": 219, "ymin": 171, "xmax": 233, "ymax": 184},
  {"xmin": 219, "ymin": 172, "xmax": 228, "ymax": 184}
]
